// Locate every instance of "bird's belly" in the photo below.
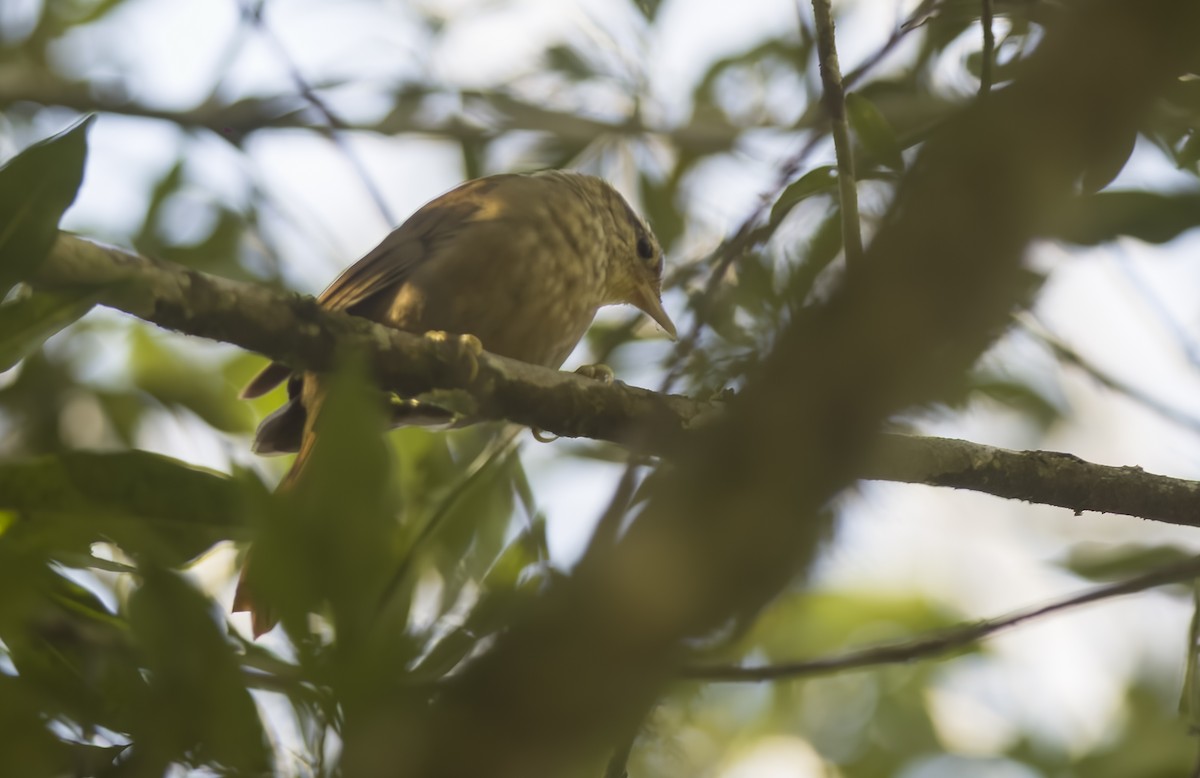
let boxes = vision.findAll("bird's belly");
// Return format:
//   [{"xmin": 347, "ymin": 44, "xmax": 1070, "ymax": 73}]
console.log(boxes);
[{"xmin": 384, "ymin": 279, "xmax": 598, "ymax": 369}]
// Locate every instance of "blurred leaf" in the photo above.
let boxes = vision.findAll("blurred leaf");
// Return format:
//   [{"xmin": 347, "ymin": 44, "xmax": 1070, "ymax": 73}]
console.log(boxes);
[
  {"xmin": 251, "ymin": 353, "xmax": 398, "ymax": 648},
  {"xmin": 695, "ymin": 38, "xmax": 809, "ymax": 107},
  {"xmin": 1081, "ymin": 127, "xmax": 1138, "ymax": 193},
  {"xmin": 641, "ymin": 172, "xmax": 686, "ymax": 253},
  {"xmin": 0, "ymin": 115, "xmax": 93, "ymax": 297},
  {"xmin": 63, "ymin": 0, "xmax": 130, "ymax": 26},
  {"xmin": 1071, "ymin": 683, "xmax": 1195, "ymax": 776},
  {"xmin": 769, "ymin": 166, "xmax": 837, "ymax": 227},
  {"xmin": 0, "ymin": 675, "xmax": 81, "ymax": 777},
  {"xmin": 129, "ymin": 328, "xmax": 254, "ymax": 433},
  {"xmin": 731, "ymin": 252, "xmax": 779, "ymax": 316},
  {"xmin": 409, "ymin": 526, "xmax": 546, "ymax": 682},
  {"xmin": 1060, "ymin": 542, "xmax": 1196, "ymax": 582},
  {"xmin": 847, "ymin": 93, "xmax": 905, "ymax": 172},
  {"xmin": 0, "ymin": 451, "xmax": 259, "ymax": 564},
  {"xmin": 544, "ymin": 44, "xmax": 596, "ymax": 80},
  {"xmin": 968, "ymin": 374, "xmax": 1063, "ymax": 428},
  {"xmin": 631, "ymin": 0, "xmax": 664, "ymax": 20},
  {"xmin": 1175, "ymin": 130, "xmax": 1200, "ymax": 172},
  {"xmin": 1, "ymin": 567, "xmax": 145, "ymax": 738},
  {"xmin": 127, "ymin": 565, "xmax": 269, "ymax": 774},
  {"xmin": 804, "ymin": 204, "xmax": 846, "ymax": 272},
  {"xmin": 161, "ymin": 206, "xmax": 253, "ymax": 278},
  {"xmin": 0, "ymin": 349, "xmax": 76, "ymax": 454},
  {"xmin": 0, "ymin": 287, "xmax": 98, "ymax": 372},
  {"xmin": 431, "ymin": 437, "xmax": 520, "ymax": 589},
  {"xmin": 743, "ymin": 590, "xmax": 966, "ymax": 663},
  {"xmin": 135, "ymin": 159, "xmax": 184, "ymax": 252},
  {"xmin": 1055, "ymin": 191, "xmax": 1200, "ymax": 245},
  {"xmin": 0, "ymin": 450, "xmax": 248, "ymax": 526},
  {"xmin": 1182, "ymin": 583, "xmax": 1200, "ymax": 733}
]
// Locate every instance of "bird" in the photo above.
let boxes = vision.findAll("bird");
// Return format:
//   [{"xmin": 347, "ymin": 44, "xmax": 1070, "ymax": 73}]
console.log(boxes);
[{"xmin": 233, "ymin": 169, "xmax": 676, "ymax": 636}]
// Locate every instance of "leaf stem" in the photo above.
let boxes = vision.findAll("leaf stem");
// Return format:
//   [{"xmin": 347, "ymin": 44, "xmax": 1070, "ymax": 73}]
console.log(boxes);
[{"xmin": 811, "ymin": 0, "xmax": 864, "ymax": 267}]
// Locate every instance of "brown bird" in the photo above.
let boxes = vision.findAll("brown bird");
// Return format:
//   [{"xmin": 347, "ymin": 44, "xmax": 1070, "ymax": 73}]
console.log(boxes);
[{"xmin": 233, "ymin": 169, "xmax": 675, "ymax": 636}]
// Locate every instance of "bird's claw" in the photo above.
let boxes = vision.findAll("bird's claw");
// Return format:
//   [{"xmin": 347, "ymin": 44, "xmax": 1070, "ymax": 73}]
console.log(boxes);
[
  {"xmin": 574, "ymin": 363, "xmax": 615, "ymax": 385},
  {"xmin": 531, "ymin": 428, "xmax": 559, "ymax": 443},
  {"xmin": 425, "ymin": 331, "xmax": 483, "ymax": 382}
]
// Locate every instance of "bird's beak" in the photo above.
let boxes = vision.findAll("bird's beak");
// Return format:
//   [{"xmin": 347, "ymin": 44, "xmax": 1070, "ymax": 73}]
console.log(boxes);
[{"xmin": 630, "ymin": 280, "xmax": 677, "ymax": 340}]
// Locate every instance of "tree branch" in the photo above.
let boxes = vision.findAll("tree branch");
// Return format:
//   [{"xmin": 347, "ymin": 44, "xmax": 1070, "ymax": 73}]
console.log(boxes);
[
  {"xmin": 0, "ymin": 67, "xmax": 740, "ymax": 156},
  {"xmin": 682, "ymin": 553, "xmax": 1200, "ymax": 682},
  {"xmin": 35, "ymin": 234, "xmax": 709, "ymax": 450},
  {"xmin": 28, "ymin": 233, "xmax": 1200, "ymax": 530},
  {"xmin": 811, "ymin": 0, "xmax": 864, "ymax": 266},
  {"xmin": 864, "ymin": 434, "xmax": 1200, "ymax": 529}
]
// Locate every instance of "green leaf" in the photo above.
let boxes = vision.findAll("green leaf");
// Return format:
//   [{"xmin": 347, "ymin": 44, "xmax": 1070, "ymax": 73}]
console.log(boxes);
[
  {"xmin": 967, "ymin": 374, "xmax": 1063, "ymax": 429},
  {"xmin": 769, "ymin": 166, "xmax": 837, "ymax": 227},
  {"xmin": 631, "ymin": 0, "xmax": 663, "ymax": 20},
  {"xmin": 1081, "ymin": 127, "xmax": 1138, "ymax": 193},
  {"xmin": 409, "ymin": 527, "xmax": 546, "ymax": 682},
  {"xmin": 0, "ymin": 451, "xmax": 259, "ymax": 564},
  {"xmin": 1059, "ymin": 542, "xmax": 1196, "ymax": 582},
  {"xmin": 249, "ymin": 353, "xmax": 398, "ymax": 647},
  {"xmin": 1175, "ymin": 130, "xmax": 1200, "ymax": 172},
  {"xmin": 129, "ymin": 328, "xmax": 255, "ymax": 433},
  {"xmin": 1056, "ymin": 191, "xmax": 1200, "ymax": 245},
  {"xmin": 0, "ymin": 115, "xmax": 94, "ymax": 297},
  {"xmin": 0, "ymin": 567, "xmax": 145, "ymax": 738},
  {"xmin": 0, "ymin": 288, "xmax": 99, "ymax": 372},
  {"xmin": 0, "ymin": 675, "xmax": 83, "ymax": 777},
  {"xmin": 804, "ymin": 205, "xmax": 845, "ymax": 271},
  {"xmin": 544, "ymin": 44, "xmax": 595, "ymax": 80},
  {"xmin": 128, "ymin": 565, "xmax": 269, "ymax": 773},
  {"xmin": 846, "ymin": 93, "xmax": 905, "ymax": 172},
  {"xmin": 1182, "ymin": 583, "xmax": 1200, "ymax": 731}
]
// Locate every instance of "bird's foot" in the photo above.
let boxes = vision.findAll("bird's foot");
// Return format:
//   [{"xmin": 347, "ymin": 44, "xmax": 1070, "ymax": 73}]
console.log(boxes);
[
  {"xmin": 531, "ymin": 364, "xmax": 615, "ymax": 444},
  {"xmin": 574, "ymin": 363, "xmax": 615, "ymax": 385},
  {"xmin": 425, "ymin": 331, "xmax": 483, "ymax": 382}
]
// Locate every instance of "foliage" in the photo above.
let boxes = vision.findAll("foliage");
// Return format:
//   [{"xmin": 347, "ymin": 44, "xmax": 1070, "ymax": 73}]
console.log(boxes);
[{"xmin": 2, "ymin": 1, "xmax": 1200, "ymax": 776}]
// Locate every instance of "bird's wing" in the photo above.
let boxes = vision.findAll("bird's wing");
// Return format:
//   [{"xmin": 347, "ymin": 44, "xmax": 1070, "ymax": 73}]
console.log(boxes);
[
  {"xmin": 317, "ymin": 175, "xmax": 506, "ymax": 314},
  {"xmin": 241, "ymin": 175, "xmax": 509, "ymax": 399}
]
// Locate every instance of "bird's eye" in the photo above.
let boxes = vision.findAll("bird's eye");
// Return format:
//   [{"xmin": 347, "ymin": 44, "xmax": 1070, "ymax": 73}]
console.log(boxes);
[{"xmin": 636, "ymin": 235, "xmax": 655, "ymax": 261}]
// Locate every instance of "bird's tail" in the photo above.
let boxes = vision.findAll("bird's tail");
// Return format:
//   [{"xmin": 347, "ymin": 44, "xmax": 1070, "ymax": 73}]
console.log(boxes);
[{"xmin": 233, "ymin": 376, "xmax": 324, "ymax": 638}]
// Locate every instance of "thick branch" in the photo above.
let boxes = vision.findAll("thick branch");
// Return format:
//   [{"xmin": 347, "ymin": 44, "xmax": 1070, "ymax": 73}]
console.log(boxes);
[
  {"xmin": 36, "ymin": 234, "xmax": 709, "ymax": 450},
  {"xmin": 30, "ymin": 234, "xmax": 1200, "ymax": 528},
  {"xmin": 865, "ymin": 435, "xmax": 1200, "ymax": 529}
]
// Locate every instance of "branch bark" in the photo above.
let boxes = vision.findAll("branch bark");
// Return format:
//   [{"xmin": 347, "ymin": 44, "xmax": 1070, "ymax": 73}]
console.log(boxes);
[
  {"xmin": 30, "ymin": 235, "xmax": 1200, "ymax": 529},
  {"xmin": 35, "ymin": 234, "xmax": 709, "ymax": 450}
]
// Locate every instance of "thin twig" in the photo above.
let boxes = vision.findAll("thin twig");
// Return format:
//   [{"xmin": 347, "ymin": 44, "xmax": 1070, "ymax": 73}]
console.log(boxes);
[
  {"xmin": 981, "ymin": 0, "xmax": 996, "ymax": 95},
  {"xmin": 1016, "ymin": 313, "xmax": 1200, "ymax": 435},
  {"xmin": 237, "ymin": 1, "xmax": 396, "ymax": 227},
  {"xmin": 844, "ymin": 24, "xmax": 913, "ymax": 89},
  {"xmin": 811, "ymin": 0, "xmax": 864, "ymax": 267},
  {"xmin": 658, "ymin": 10, "xmax": 922, "ymax": 395},
  {"xmin": 682, "ymin": 554, "xmax": 1200, "ymax": 682},
  {"xmin": 1113, "ymin": 250, "xmax": 1200, "ymax": 370}
]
